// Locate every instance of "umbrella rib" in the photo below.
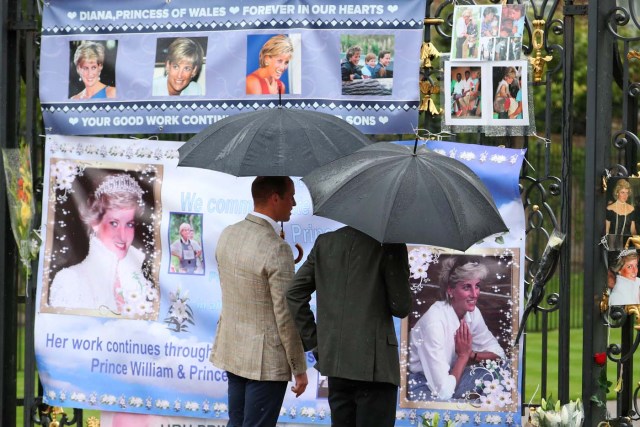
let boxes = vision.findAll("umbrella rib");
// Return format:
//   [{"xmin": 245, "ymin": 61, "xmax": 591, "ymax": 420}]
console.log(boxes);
[
  {"xmin": 379, "ymin": 159, "xmax": 411, "ymax": 242},
  {"xmin": 425, "ymin": 160, "xmax": 470, "ymax": 241}
]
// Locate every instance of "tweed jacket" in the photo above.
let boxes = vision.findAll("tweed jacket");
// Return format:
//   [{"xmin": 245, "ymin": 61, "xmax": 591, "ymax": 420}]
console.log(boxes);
[
  {"xmin": 210, "ymin": 214, "xmax": 307, "ymax": 381},
  {"xmin": 287, "ymin": 226, "xmax": 411, "ymax": 386}
]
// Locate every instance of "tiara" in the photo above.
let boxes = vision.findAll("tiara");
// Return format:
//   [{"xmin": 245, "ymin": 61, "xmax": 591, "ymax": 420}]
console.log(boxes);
[
  {"xmin": 94, "ymin": 174, "xmax": 143, "ymax": 199},
  {"xmin": 617, "ymin": 248, "xmax": 637, "ymax": 259}
]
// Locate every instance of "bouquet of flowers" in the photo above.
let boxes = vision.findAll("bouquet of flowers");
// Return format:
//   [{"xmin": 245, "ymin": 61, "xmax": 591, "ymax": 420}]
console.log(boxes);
[
  {"xmin": 2, "ymin": 143, "xmax": 37, "ymax": 278},
  {"xmin": 528, "ymin": 397, "xmax": 584, "ymax": 427}
]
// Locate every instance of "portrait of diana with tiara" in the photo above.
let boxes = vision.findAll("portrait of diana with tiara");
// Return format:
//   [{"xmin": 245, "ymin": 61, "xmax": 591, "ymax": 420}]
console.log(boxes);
[{"xmin": 44, "ymin": 166, "xmax": 161, "ymax": 319}]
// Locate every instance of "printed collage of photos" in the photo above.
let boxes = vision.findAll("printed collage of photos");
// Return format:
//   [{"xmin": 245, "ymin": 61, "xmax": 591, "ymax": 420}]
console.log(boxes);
[
  {"xmin": 67, "ymin": 33, "xmax": 397, "ymax": 101},
  {"xmin": 604, "ymin": 177, "xmax": 640, "ymax": 307},
  {"xmin": 451, "ymin": 4, "xmax": 525, "ymax": 62},
  {"xmin": 446, "ymin": 4, "xmax": 528, "ymax": 127}
]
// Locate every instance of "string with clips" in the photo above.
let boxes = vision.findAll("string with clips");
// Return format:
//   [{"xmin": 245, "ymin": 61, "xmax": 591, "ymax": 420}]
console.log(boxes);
[{"xmin": 413, "ymin": 127, "xmax": 456, "ymax": 143}]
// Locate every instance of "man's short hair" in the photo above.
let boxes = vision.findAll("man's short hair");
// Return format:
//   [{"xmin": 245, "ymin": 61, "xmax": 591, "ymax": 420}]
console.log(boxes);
[
  {"xmin": 378, "ymin": 50, "xmax": 391, "ymax": 60},
  {"xmin": 251, "ymin": 176, "xmax": 292, "ymax": 203}
]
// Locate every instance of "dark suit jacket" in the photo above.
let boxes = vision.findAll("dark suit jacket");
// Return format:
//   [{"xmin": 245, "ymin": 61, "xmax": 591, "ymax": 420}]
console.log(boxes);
[{"xmin": 286, "ymin": 226, "xmax": 411, "ymax": 386}]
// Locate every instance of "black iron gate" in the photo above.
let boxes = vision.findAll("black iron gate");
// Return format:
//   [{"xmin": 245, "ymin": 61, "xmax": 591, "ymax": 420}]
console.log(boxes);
[{"xmin": 0, "ymin": 0, "xmax": 638, "ymax": 425}]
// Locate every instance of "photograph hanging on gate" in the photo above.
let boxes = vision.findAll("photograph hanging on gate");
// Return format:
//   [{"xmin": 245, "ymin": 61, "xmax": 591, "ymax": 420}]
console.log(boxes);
[
  {"xmin": 604, "ymin": 177, "xmax": 640, "ymax": 251},
  {"xmin": 489, "ymin": 61, "xmax": 529, "ymax": 126},
  {"xmin": 451, "ymin": 4, "xmax": 525, "ymax": 62},
  {"xmin": 449, "ymin": 65, "xmax": 482, "ymax": 121},
  {"xmin": 40, "ymin": 161, "xmax": 162, "ymax": 320},
  {"xmin": 606, "ymin": 248, "xmax": 640, "ymax": 306},
  {"xmin": 399, "ymin": 247, "xmax": 520, "ymax": 411}
]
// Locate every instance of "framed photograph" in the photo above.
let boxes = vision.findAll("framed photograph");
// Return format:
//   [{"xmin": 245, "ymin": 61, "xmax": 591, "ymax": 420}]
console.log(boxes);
[
  {"xmin": 399, "ymin": 247, "xmax": 520, "ymax": 412},
  {"xmin": 604, "ymin": 177, "xmax": 640, "ymax": 251},
  {"xmin": 607, "ymin": 249, "xmax": 640, "ymax": 306},
  {"xmin": 40, "ymin": 160, "xmax": 162, "ymax": 319}
]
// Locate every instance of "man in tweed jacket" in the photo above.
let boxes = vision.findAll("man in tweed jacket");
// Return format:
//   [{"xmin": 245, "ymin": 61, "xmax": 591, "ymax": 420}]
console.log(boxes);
[{"xmin": 211, "ymin": 176, "xmax": 307, "ymax": 427}]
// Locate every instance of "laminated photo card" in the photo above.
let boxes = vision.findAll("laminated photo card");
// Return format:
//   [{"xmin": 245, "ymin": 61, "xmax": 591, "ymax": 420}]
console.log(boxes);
[
  {"xmin": 451, "ymin": 4, "xmax": 526, "ymax": 61},
  {"xmin": 444, "ymin": 60, "xmax": 529, "ymax": 127}
]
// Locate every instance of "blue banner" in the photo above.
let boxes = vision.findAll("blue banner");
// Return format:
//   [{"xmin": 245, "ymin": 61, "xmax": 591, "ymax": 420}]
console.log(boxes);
[
  {"xmin": 40, "ymin": 0, "xmax": 425, "ymax": 135},
  {"xmin": 35, "ymin": 137, "xmax": 524, "ymax": 426}
]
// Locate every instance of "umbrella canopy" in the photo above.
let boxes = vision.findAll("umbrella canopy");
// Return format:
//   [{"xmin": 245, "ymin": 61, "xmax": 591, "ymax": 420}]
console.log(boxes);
[
  {"xmin": 302, "ymin": 142, "xmax": 508, "ymax": 251},
  {"xmin": 178, "ymin": 108, "xmax": 372, "ymax": 177}
]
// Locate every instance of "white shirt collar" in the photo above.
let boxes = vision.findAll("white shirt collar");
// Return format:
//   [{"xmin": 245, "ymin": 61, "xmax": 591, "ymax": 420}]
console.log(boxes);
[{"xmin": 251, "ymin": 211, "xmax": 281, "ymax": 235}]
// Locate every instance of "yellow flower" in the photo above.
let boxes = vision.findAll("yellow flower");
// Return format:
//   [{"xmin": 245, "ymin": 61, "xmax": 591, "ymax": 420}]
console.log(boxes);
[{"xmin": 20, "ymin": 202, "xmax": 32, "ymax": 228}]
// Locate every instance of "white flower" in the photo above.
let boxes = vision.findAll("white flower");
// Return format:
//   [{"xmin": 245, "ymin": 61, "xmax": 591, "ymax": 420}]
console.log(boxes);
[
  {"xmin": 483, "ymin": 379, "xmax": 503, "ymax": 395},
  {"xmin": 213, "ymin": 402, "xmax": 228, "ymax": 412},
  {"xmin": 495, "ymin": 391, "xmax": 513, "ymax": 407},
  {"xmin": 501, "ymin": 375, "xmax": 516, "ymax": 391},
  {"xmin": 480, "ymin": 394, "xmax": 495, "ymax": 408},
  {"xmin": 459, "ymin": 151, "xmax": 476, "ymax": 161},
  {"xmin": 124, "ymin": 289, "xmax": 143, "ymax": 304},
  {"xmin": 146, "ymin": 287, "xmax": 158, "ymax": 301},
  {"xmin": 129, "ymin": 397, "xmax": 144, "ymax": 407},
  {"xmin": 71, "ymin": 392, "xmax": 86, "ymax": 402},
  {"xmin": 101, "ymin": 394, "xmax": 117, "ymax": 405},
  {"xmin": 136, "ymin": 301, "xmax": 151, "ymax": 316},
  {"xmin": 47, "ymin": 390, "xmax": 57, "ymax": 400},
  {"xmin": 185, "ymin": 401, "xmax": 199, "ymax": 411},
  {"xmin": 155, "ymin": 399, "xmax": 170, "ymax": 409},
  {"xmin": 121, "ymin": 303, "xmax": 136, "ymax": 317}
]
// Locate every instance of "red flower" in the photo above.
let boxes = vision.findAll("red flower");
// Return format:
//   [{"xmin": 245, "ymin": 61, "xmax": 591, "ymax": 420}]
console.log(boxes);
[{"xmin": 594, "ymin": 352, "xmax": 606, "ymax": 366}]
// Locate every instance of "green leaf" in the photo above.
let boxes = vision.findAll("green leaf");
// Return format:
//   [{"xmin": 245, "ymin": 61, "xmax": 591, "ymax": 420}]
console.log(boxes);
[{"xmin": 495, "ymin": 235, "xmax": 505, "ymax": 244}]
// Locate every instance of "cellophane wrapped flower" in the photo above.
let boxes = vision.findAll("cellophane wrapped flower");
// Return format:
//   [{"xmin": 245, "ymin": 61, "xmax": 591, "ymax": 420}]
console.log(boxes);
[
  {"xmin": 528, "ymin": 398, "xmax": 584, "ymax": 427},
  {"xmin": 2, "ymin": 144, "xmax": 37, "ymax": 277}
]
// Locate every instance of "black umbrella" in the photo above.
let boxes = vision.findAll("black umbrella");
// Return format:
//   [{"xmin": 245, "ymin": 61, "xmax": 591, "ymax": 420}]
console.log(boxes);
[
  {"xmin": 302, "ymin": 141, "xmax": 508, "ymax": 251},
  {"xmin": 178, "ymin": 107, "xmax": 371, "ymax": 177}
]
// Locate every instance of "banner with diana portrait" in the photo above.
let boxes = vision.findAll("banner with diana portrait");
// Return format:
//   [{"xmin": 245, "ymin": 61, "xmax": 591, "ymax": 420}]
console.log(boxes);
[{"xmin": 39, "ymin": 0, "xmax": 425, "ymax": 135}]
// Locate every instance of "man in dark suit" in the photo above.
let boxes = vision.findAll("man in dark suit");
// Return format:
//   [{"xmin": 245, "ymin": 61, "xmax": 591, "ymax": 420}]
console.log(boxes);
[{"xmin": 286, "ymin": 226, "xmax": 411, "ymax": 427}]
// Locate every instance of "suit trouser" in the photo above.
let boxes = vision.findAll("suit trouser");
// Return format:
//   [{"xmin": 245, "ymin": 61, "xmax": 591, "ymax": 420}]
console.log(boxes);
[
  {"xmin": 226, "ymin": 371, "xmax": 288, "ymax": 427},
  {"xmin": 327, "ymin": 377, "xmax": 397, "ymax": 427}
]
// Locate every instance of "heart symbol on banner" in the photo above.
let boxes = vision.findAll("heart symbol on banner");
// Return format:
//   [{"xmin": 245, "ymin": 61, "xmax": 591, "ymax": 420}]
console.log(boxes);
[
  {"xmin": 387, "ymin": 5, "xmax": 399, "ymax": 13},
  {"xmin": 229, "ymin": 6, "xmax": 240, "ymax": 14},
  {"xmin": 379, "ymin": 116, "xmax": 389, "ymax": 124},
  {"xmin": 67, "ymin": 11, "xmax": 77, "ymax": 19},
  {"xmin": 68, "ymin": 117, "xmax": 79, "ymax": 125}
]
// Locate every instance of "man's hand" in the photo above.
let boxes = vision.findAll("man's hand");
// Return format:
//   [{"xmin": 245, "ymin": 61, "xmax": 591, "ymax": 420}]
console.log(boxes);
[{"xmin": 291, "ymin": 372, "xmax": 308, "ymax": 397}]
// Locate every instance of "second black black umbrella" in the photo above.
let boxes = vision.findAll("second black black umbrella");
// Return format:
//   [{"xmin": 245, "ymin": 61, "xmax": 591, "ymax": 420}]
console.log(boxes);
[{"xmin": 302, "ymin": 141, "xmax": 508, "ymax": 251}]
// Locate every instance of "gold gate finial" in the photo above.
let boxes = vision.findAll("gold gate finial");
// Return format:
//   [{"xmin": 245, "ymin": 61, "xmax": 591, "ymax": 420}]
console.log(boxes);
[{"xmin": 529, "ymin": 20, "xmax": 553, "ymax": 83}]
